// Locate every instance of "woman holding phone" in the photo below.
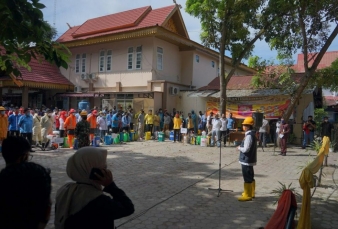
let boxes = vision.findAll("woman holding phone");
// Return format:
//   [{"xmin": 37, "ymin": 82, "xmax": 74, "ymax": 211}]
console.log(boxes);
[{"xmin": 55, "ymin": 147, "xmax": 134, "ymax": 229}]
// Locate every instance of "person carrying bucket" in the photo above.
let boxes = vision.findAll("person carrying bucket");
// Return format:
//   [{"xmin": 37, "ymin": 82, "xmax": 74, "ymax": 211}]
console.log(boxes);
[
  {"xmin": 87, "ymin": 110, "xmax": 98, "ymax": 143},
  {"xmin": 75, "ymin": 110, "xmax": 90, "ymax": 148},
  {"xmin": 64, "ymin": 109, "xmax": 77, "ymax": 149}
]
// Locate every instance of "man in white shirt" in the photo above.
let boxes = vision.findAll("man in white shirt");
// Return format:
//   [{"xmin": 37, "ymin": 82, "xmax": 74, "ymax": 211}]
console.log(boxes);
[
  {"xmin": 258, "ymin": 116, "xmax": 269, "ymax": 147},
  {"xmin": 211, "ymin": 114, "xmax": 222, "ymax": 147},
  {"xmin": 220, "ymin": 114, "xmax": 228, "ymax": 146},
  {"xmin": 206, "ymin": 112, "xmax": 214, "ymax": 134}
]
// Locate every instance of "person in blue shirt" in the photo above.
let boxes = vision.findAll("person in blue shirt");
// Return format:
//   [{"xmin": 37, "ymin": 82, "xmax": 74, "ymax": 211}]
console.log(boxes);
[
  {"xmin": 199, "ymin": 111, "xmax": 207, "ymax": 132},
  {"xmin": 158, "ymin": 108, "xmax": 164, "ymax": 131},
  {"xmin": 112, "ymin": 113, "xmax": 120, "ymax": 134},
  {"xmin": 226, "ymin": 113, "xmax": 235, "ymax": 137},
  {"xmin": 106, "ymin": 110, "xmax": 112, "ymax": 134},
  {"xmin": 18, "ymin": 108, "xmax": 34, "ymax": 152},
  {"xmin": 122, "ymin": 113, "xmax": 131, "ymax": 132},
  {"xmin": 8, "ymin": 107, "xmax": 21, "ymax": 136}
]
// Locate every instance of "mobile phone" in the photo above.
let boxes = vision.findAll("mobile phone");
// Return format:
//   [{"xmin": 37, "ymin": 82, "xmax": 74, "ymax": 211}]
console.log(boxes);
[{"xmin": 89, "ymin": 168, "xmax": 104, "ymax": 180}]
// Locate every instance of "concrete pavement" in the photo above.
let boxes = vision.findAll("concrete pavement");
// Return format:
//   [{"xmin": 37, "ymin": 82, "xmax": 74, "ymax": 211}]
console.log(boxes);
[{"xmin": 1, "ymin": 140, "xmax": 337, "ymax": 229}]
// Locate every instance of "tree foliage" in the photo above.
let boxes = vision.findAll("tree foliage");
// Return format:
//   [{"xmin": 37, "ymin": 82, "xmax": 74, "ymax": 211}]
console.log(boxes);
[
  {"xmin": 0, "ymin": 0, "xmax": 70, "ymax": 78},
  {"xmin": 309, "ymin": 57, "xmax": 338, "ymax": 91}
]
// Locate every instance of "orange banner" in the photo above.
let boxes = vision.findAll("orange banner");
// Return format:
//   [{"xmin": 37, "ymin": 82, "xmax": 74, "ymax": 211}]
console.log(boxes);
[{"xmin": 206, "ymin": 100, "xmax": 290, "ymax": 119}]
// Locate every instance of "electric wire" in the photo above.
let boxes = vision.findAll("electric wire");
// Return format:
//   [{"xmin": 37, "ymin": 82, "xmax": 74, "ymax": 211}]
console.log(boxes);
[{"xmin": 115, "ymin": 158, "xmax": 238, "ymax": 228}]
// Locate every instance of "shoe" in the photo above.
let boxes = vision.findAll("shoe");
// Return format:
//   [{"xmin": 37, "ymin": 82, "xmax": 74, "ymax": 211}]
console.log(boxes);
[
  {"xmin": 282, "ymin": 153, "xmax": 286, "ymax": 156},
  {"xmin": 238, "ymin": 183, "xmax": 252, "ymax": 201},
  {"xmin": 29, "ymin": 150, "xmax": 35, "ymax": 153},
  {"xmin": 242, "ymin": 180, "xmax": 255, "ymax": 198}
]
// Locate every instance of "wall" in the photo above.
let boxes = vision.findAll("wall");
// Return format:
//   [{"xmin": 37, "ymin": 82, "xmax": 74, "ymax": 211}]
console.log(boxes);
[
  {"xmin": 176, "ymin": 91, "xmax": 207, "ymax": 116},
  {"xmin": 180, "ymin": 51, "xmax": 193, "ymax": 86},
  {"xmin": 192, "ymin": 51, "xmax": 219, "ymax": 88}
]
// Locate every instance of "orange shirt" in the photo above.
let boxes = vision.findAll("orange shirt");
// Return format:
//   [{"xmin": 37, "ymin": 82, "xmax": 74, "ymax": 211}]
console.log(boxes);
[
  {"xmin": 64, "ymin": 114, "xmax": 76, "ymax": 129},
  {"xmin": 87, "ymin": 115, "xmax": 97, "ymax": 128}
]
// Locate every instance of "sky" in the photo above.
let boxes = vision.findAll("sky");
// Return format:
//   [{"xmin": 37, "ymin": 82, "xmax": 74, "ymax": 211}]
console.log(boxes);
[{"xmin": 40, "ymin": 0, "xmax": 338, "ymax": 64}]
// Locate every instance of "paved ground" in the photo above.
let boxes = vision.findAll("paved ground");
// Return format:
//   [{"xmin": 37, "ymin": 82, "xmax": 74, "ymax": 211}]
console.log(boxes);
[{"xmin": 1, "ymin": 140, "xmax": 338, "ymax": 229}]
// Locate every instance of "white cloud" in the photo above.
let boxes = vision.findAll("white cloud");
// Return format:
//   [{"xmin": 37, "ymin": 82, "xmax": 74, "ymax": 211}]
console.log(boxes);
[{"xmin": 41, "ymin": 0, "xmax": 338, "ymax": 62}]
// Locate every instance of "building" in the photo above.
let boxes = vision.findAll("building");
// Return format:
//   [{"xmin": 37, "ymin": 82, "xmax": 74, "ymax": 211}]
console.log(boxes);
[
  {"xmin": 0, "ymin": 57, "xmax": 74, "ymax": 108},
  {"xmin": 56, "ymin": 4, "xmax": 255, "ymax": 111}
]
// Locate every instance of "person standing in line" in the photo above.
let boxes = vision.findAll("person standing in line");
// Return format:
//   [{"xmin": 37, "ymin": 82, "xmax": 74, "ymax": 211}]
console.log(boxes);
[
  {"xmin": 55, "ymin": 110, "xmax": 60, "ymax": 131},
  {"xmin": 259, "ymin": 116, "xmax": 269, "ymax": 147},
  {"xmin": 75, "ymin": 110, "xmax": 90, "ymax": 148},
  {"xmin": 59, "ymin": 111, "xmax": 67, "ymax": 138},
  {"xmin": 112, "ymin": 112, "xmax": 120, "ymax": 134},
  {"xmin": 191, "ymin": 110, "xmax": 198, "ymax": 134},
  {"xmin": 206, "ymin": 112, "xmax": 214, "ymax": 134},
  {"xmin": 41, "ymin": 109, "xmax": 53, "ymax": 148},
  {"xmin": 220, "ymin": 114, "xmax": 228, "ymax": 146},
  {"xmin": 8, "ymin": 107, "xmax": 21, "ymax": 137},
  {"xmin": 153, "ymin": 111, "xmax": 160, "ymax": 133},
  {"xmin": 137, "ymin": 110, "xmax": 145, "ymax": 140},
  {"xmin": 97, "ymin": 112, "xmax": 108, "ymax": 140},
  {"xmin": 275, "ymin": 118, "xmax": 281, "ymax": 147},
  {"xmin": 64, "ymin": 109, "xmax": 77, "ymax": 149},
  {"xmin": 226, "ymin": 113, "xmax": 235, "ymax": 136},
  {"xmin": 18, "ymin": 108, "xmax": 34, "ymax": 152},
  {"xmin": 0, "ymin": 106, "xmax": 9, "ymax": 144},
  {"xmin": 302, "ymin": 115, "xmax": 316, "ymax": 149},
  {"xmin": 32, "ymin": 110, "xmax": 42, "ymax": 147},
  {"xmin": 121, "ymin": 113, "xmax": 131, "ymax": 133},
  {"xmin": 106, "ymin": 110, "xmax": 112, "ymax": 134},
  {"xmin": 237, "ymin": 117, "xmax": 257, "ymax": 201},
  {"xmin": 158, "ymin": 108, "xmax": 164, "ymax": 131},
  {"xmin": 279, "ymin": 118, "xmax": 290, "ymax": 156},
  {"xmin": 173, "ymin": 112, "xmax": 182, "ymax": 143},
  {"xmin": 321, "ymin": 116, "xmax": 333, "ymax": 140},
  {"xmin": 87, "ymin": 110, "xmax": 98, "ymax": 143},
  {"xmin": 163, "ymin": 112, "xmax": 170, "ymax": 133},
  {"xmin": 211, "ymin": 114, "xmax": 222, "ymax": 147},
  {"xmin": 144, "ymin": 110, "xmax": 154, "ymax": 136},
  {"xmin": 186, "ymin": 113, "xmax": 194, "ymax": 133}
]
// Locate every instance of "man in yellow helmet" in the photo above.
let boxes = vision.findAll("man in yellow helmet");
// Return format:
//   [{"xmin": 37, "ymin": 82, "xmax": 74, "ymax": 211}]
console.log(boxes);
[{"xmin": 237, "ymin": 116, "xmax": 257, "ymax": 201}]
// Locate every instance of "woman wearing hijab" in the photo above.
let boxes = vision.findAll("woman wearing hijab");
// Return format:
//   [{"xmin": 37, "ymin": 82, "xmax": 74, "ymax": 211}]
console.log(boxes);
[{"xmin": 55, "ymin": 147, "xmax": 134, "ymax": 229}]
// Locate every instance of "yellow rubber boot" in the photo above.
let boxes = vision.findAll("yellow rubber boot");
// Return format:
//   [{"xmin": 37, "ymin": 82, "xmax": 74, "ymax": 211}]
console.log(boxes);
[
  {"xmin": 252, "ymin": 180, "xmax": 255, "ymax": 198},
  {"xmin": 238, "ymin": 183, "xmax": 252, "ymax": 201}
]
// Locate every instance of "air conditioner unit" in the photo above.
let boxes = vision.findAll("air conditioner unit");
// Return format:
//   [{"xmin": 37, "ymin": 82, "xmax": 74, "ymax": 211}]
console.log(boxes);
[
  {"xmin": 74, "ymin": 86, "xmax": 82, "ymax": 92},
  {"xmin": 89, "ymin": 73, "xmax": 98, "ymax": 81},
  {"xmin": 169, "ymin": 86, "xmax": 180, "ymax": 95},
  {"xmin": 81, "ymin": 73, "xmax": 89, "ymax": 81}
]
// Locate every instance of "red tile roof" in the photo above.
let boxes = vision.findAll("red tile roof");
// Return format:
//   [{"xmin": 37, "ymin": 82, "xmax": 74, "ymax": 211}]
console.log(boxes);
[
  {"xmin": 198, "ymin": 76, "xmax": 255, "ymax": 91},
  {"xmin": 19, "ymin": 58, "xmax": 72, "ymax": 85},
  {"xmin": 57, "ymin": 5, "xmax": 177, "ymax": 43},
  {"xmin": 293, "ymin": 51, "xmax": 338, "ymax": 72},
  {"xmin": 324, "ymin": 95, "xmax": 338, "ymax": 106}
]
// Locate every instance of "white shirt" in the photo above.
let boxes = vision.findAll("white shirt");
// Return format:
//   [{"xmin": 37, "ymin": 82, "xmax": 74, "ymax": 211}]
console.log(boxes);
[
  {"xmin": 212, "ymin": 118, "xmax": 222, "ymax": 131},
  {"xmin": 238, "ymin": 130, "xmax": 256, "ymax": 166},
  {"xmin": 59, "ymin": 117, "xmax": 65, "ymax": 130},
  {"xmin": 276, "ymin": 121, "xmax": 281, "ymax": 133},
  {"xmin": 220, "ymin": 118, "xmax": 228, "ymax": 131}
]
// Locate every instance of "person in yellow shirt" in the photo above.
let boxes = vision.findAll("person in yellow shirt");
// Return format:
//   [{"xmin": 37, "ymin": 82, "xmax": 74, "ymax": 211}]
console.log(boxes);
[
  {"xmin": 173, "ymin": 112, "xmax": 182, "ymax": 143},
  {"xmin": 144, "ymin": 110, "xmax": 154, "ymax": 136},
  {"xmin": 153, "ymin": 111, "xmax": 160, "ymax": 132}
]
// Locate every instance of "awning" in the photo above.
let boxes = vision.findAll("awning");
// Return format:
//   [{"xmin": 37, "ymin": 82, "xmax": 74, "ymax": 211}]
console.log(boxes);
[
  {"xmin": 188, "ymin": 90, "xmax": 218, "ymax": 97},
  {"xmin": 55, "ymin": 93, "xmax": 105, "ymax": 98}
]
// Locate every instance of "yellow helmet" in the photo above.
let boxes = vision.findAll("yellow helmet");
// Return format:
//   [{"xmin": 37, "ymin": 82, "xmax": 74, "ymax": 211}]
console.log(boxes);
[
  {"xmin": 80, "ymin": 110, "xmax": 87, "ymax": 116},
  {"xmin": 242, "ymin": 117, "xmax": 254, "ymax": 126},
  {"xmin": 0, "ymin": 106, "xmax": 6, "ymax": 111}
]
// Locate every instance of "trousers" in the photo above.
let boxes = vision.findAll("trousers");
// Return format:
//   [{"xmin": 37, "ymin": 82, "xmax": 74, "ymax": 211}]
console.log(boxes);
[{"xmin": 241, "ymin": 164, "xmax": 254, "ymax": 183}]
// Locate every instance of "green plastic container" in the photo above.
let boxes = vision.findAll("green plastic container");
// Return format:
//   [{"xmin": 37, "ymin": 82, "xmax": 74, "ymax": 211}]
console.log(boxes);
[
  {"xmin": 158, "ymin": 132, "xmax": 164, "ymax": 142},
  {"xmin": 196, "ymin": 136, "xmax": 201, "ymax": 145},
  {"xmin": 113, "ymin": 137, "xmax": 120, "ymax": 144},
  {"xmin": 63, "ymin": 137, "xmax": 69, "ymax": 148},
  {"xmin": 123, "ymin": 133, "xmax": 129, "ymax": 142}
]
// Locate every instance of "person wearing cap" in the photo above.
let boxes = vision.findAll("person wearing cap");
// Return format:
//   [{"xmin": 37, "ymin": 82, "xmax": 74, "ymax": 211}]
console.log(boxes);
[
  {"xmin": 75, "ymin": 110, "xmax": 90, "ymax": 148},
  {"xmin": 8, "ymin": 107, "xmax": 21, "ymax": 137},
  {"xmin": 0, "ymin": 106, "xmax": 9, "ymax": 143},
  {"xmin": 41, "ymin": 109, "xmax": 53, "ymax": 148},
  {"xmin": 18, "ymin": 108, "xmax": 34, "ymax": 152},
  {"xmin": 64, "ymin": 109, "xmax": 77, "ymax": 148},
  {"xmin": 237, "ymin": 116, "xmax": 257, "ymax": 201},
  {"xmin": 87, "ymin": 110, "xmax": 98, "ymax": 143}
]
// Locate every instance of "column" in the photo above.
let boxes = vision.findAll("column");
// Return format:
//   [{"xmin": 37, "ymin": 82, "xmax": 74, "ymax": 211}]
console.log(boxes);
[{"xmin": 22, "ymin": 86, "xmax": 29, "ymax": 108}]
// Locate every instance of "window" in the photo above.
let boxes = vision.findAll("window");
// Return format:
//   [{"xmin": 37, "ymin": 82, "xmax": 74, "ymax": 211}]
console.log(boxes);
[
  {"xmin": 157, "ymin": 47, "xmax": 163, "ymax": 70},
  {"xmin": 127, "ymin": 47, "xmax": 133, "ymax": 70},
  {"xmin": 136, "ymin": 46, "xmax": 142, "ymax": 69},
  {"xmin": 196, "ymin": 55, "xmax": 200, "ymax": 63},
  {"xmin": 106, "ymin": 50, "xmax": 112, "ymax": 71},
  {"xmin": 99, "ymin": 50, "xmax": 105, "ymax": 72},
  {"xmin": 211, "ymin": 61, "xmax": 215, "ymax": 68},
  {"xmin": 75, "ymin": 54, "xmax": 80, "ymax": 73},
  {"xmin": 81, "ymin": 53, "xmax": 86, "ymax": 73}
]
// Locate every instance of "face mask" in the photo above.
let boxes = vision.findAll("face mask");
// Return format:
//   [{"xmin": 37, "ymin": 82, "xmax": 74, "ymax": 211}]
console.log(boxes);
[{"xmin": 0, "ymin": 111, "xmax": 5, "ymax": 115}]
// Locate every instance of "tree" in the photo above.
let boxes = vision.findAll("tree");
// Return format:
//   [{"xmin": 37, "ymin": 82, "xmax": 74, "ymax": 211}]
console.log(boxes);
[
  {"xmin": 263, "ymin": 0, "xmax": 338, "ymax": 121},
  {"xmin": 186, "ymin": 0, "xmax": 272, "ymax": 114},
  {"xmin": 0, "ymin": 0, "xmax": 69, "ymax": 79}
]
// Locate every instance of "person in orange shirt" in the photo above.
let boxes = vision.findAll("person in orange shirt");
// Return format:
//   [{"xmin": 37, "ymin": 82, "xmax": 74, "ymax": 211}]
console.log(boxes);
[
  {"xmin": 0, "ymin": 106, "xmax": 9, "ymax": 144},
  {"xmin": 87, "ymin": 110, "xmax": 98, "ymax": 143},
  {"xmin": 64, "ymin": 109, "xmax": 77, "ymax": 148}
]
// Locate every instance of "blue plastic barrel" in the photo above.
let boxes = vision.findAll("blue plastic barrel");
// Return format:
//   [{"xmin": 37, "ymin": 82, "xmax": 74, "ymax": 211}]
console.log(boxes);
[
  {"xmin": 78, "ymin": 100, "xmax": 90, "ymax": 112},
  {"xmin": 169, "ymin": 131, "xmax": 174, "ymax": 141},
  {"xmin": 119, "ymin": 132, "xmax": 124, "ymax": 142},
  {"xmin": 104, "ymin": 135, "xmax": 112, "ymax": 145},
  {"xmin": 93, "ymin": 136, "xmax": 100, "ymax": 147},
  {"xmin": 73, "ymin": 138, "xmax": 79, "ymax": 150}
]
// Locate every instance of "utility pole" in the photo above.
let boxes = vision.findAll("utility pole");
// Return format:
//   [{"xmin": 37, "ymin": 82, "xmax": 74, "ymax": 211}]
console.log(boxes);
[{"xmin": 53, "ymin": 0, "xmax": 57, "ymax": 26}]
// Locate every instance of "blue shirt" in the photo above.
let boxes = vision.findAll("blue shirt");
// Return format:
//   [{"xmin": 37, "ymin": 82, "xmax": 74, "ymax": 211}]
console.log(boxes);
[
  {"xmin": 227, "ymin": 118, "xmax": 235, "ymax": 129},
  {"xmin": 106, "ymin": 113, "xmax": 112, "ymax": 126},
  {"xmin": 122, "ymin": 116, "xmax": 131, "ymax": 127},
  {"xmin": 112, "ymin": 114, "xmax": 119, "ymax": 128},
  {"xmin": 18, "ymin": 115, "xmax": 33, "ymax": 133},
  {"xmin": 8, "ymin": 114, "xmax": 21, "ymax": 131}
]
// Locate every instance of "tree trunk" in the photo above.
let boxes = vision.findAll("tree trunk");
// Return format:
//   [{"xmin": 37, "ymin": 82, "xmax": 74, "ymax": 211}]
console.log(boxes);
[{"xmin": 219, "ymin": 42, "xmax": 226, "ymax": 115}]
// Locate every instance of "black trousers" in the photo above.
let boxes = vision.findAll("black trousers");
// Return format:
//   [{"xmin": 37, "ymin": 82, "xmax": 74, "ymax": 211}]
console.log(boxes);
[
  {"xmin": 146, "ymin": 124, "xmax": 153, "ymax": 136},
  {"xmin": 60, "ymin": 130, "xmax": 65, "ymax": 138},
  {"xmin": 174, "ymin": 129, "xmax": 180, "ymax": 142},
  {"xmin": 21, "ymin": 133, "xmax": 33, "ymax": 149},
  {"xmin": 10, "ymin": 130, "xmax": 20, "ymax": 137},
  {"xmin": 241, "ymin": 164, "xmax": 254, "ymax": 183},
  {"xmin": 220, "ymin": 130, "xmax": 227, "ymax": 145}
]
